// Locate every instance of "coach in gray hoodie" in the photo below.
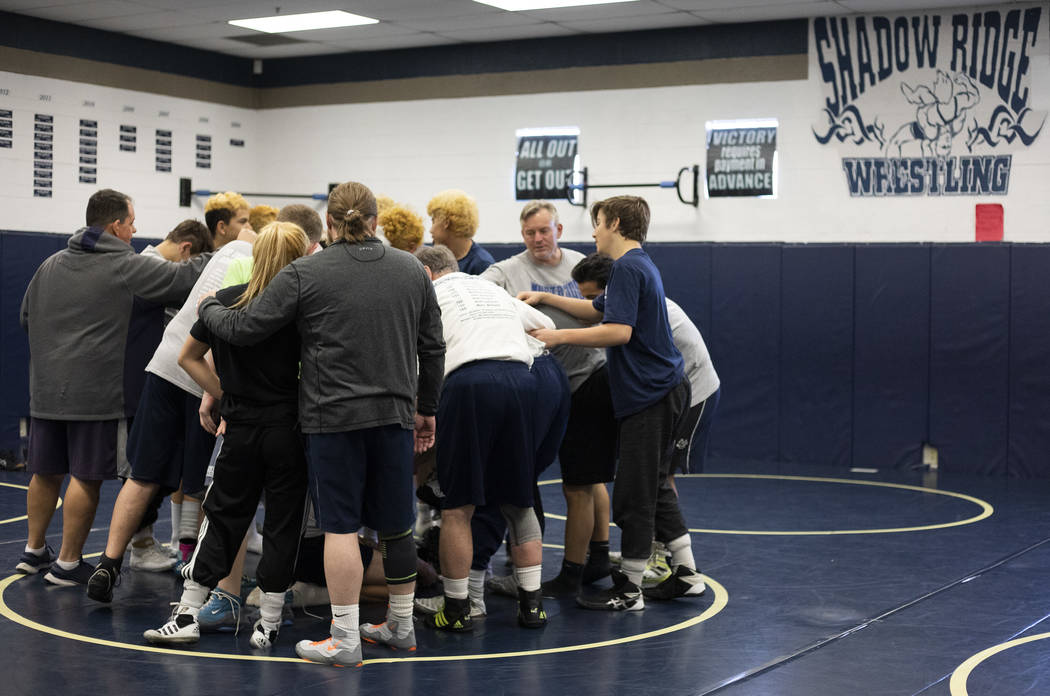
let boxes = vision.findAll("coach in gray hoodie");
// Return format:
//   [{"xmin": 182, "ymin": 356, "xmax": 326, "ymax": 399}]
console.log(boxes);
[{"xmin": 16, "ymin": 189, "xmax": 212, "ymax": 586}]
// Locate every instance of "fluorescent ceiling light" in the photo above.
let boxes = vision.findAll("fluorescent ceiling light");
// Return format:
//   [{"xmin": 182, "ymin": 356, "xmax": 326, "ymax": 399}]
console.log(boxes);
[
  {"xmin": 474, "ymin": 0, "xmax": 639, "ymax": 10},
  {"xmin": 229, "ymin": 10, "xmax": 378, "ymax": 34}
]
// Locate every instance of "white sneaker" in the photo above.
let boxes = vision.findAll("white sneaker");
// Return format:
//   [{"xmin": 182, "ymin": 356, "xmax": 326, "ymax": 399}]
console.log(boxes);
[
  {"xmin": 129, "ymin": 538, "xmax": 177, "ymax": 572},
  {"xmin": 144, "ymin": 606, "xmax": 200, "ymax": 644},
  {"xmin": 248, "ymin": 618, "xmax": 278, "ymax": 650}
]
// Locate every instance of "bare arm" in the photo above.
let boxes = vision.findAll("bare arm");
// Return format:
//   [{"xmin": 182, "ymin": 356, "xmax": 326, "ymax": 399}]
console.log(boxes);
[
  {"xmin": 518, "ymin": 290, "xmax": 603, "ymax": 323},
  {"xmin": 178, "ymin": 335, "xmax": 223, "ymax": 401},
  {"xmin": 530, "ymin": 323, "xmax": 632, "ymax": 349}
]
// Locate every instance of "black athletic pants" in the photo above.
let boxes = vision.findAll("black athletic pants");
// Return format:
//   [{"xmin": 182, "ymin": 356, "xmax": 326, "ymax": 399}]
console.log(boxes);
[
  {"xmin": 614, "ymin": 379, "xmax": 691, "ymax": 561},
  {"xmin": 190, "ymin": 421, "xmax": 308, "ymax": 593}
]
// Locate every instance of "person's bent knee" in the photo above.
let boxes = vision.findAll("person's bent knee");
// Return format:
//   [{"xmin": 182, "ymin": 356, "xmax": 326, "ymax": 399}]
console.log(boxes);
[
  {"xmin": 500, "ymin": 504, "xmax": 541, "ymax": 546},
  {"xmin": 379, "ymin": 529, "xmax": 416, "ymax": 585},
  {"xmin": 563, "ymin": 484, "xmax": 594, "ymax": 500}
]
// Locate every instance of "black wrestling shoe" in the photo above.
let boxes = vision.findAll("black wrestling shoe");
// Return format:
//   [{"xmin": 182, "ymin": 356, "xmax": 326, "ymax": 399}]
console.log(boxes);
[
  {"xmin": 642, "ymin": 565, "xmax": 706, "ymax": 600},
  {"xmin": 576, "ymin": 569, "xmax": 644, "ymax": 611},
  {"xmin": 517, "ymin": 587, "xmax": 548, "ymax": 628},
  {"xmin": 424, "ymin": 596, "xmax": 474, "ymax": 632}
]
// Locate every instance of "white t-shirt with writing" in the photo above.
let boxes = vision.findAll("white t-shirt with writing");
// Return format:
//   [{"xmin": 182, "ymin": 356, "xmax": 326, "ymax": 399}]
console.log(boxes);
[{"xmin": 433, "ymin": 272, "xmax": 554, "ymax": 376}]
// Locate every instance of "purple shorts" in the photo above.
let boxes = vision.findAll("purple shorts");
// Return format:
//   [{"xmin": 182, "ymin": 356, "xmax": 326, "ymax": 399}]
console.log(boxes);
[{"xmin": 27, "ymin": 417, "xmax": 127, "ymax": 481}]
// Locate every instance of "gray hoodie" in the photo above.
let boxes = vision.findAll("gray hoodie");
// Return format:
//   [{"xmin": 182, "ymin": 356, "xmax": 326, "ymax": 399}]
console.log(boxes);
[
  {"xmin": 198, "ymin": 237, "xmax": 444, "ymax": 434},
  {"xmin": 20, "ymin": 226, "xmax": 211, "ymax": 420}
]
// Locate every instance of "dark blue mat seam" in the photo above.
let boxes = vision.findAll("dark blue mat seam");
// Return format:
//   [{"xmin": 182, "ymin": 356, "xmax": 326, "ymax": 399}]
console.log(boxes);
[{"xmin": 695, "ymin": 536, "xmax": 1050, "ymax": 695}]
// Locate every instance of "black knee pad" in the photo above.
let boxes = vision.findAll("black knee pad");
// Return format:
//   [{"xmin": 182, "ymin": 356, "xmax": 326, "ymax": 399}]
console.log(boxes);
[{"xmin": 379, "ymin": 529, "xmax": 417, "ymax": 585}]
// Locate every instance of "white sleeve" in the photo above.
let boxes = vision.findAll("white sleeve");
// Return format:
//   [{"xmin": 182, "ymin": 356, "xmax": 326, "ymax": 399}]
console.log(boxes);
[{"xmin": 513, "ymin": 297, "xmax": 556, "ymax": 331}]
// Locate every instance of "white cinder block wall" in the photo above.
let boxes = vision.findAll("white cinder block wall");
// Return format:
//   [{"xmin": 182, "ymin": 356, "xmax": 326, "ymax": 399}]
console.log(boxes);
[
  {"xmin": 0, "ymin": 71, "xmax": 260, "ymax": 238},
  {"xmin": 3, "ymin": 5, "xmax": 1049, "ymax": 243}
]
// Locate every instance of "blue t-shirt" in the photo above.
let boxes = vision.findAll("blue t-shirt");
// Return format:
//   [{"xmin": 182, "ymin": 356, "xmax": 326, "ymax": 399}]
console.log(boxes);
[
  {"xmin": 458, "ymin": 242, "xmax": 495, "ymax": 276},
  {"xmin": 593, "ymin": 248, "xmax": 684, "ymax": 419}
]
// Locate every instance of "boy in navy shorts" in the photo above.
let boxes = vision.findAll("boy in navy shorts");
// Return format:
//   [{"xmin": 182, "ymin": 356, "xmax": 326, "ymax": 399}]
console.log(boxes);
[{"xmin": 520, "ymin": 195, "xmax": 705, "ymax": 611}]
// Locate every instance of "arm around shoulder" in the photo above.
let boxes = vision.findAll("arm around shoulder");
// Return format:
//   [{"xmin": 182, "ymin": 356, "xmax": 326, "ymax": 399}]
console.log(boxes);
[{"xmin": 198, "ymin": 264, "xmax": 300, "ymax": 346}]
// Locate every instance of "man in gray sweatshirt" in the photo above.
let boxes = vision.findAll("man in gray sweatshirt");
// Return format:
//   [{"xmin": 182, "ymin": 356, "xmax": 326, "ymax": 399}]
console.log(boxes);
[{"xmin": 16, "ymin": 189, "xmax": 212, "ymax": 585}]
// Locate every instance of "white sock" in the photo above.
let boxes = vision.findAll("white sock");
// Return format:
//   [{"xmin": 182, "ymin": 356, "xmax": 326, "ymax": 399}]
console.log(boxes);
[
  {"xmin": 179, "ymin": 499, "xmax": 201, "ymax": 542},
  {"xmin": 621, "ymin": 558, "xmax": 647, "ymax": 586},
  {"xmin": 24, "ymin": 544, "xmax": 45, "ymax": 555},
  {"xmin": 514, "ymin": 564, "xmax": 542, "ymax": 592},
  {"xmin": 259, "ymin": 591, "xmax": 285, "ymax": 630},
  {"xmin": 169, "ymin": 502, "xmax": 182, "ymax": 547},
  {"xmin": 180, "ymin": 579, "xmax": 210, "ymax": 610},
  {"xmin": 443, "ymin": 576, "xmax": 468, "ymax": 600},
  {"xmin": 388, "ymin": 593, "xmax": 414, "ymax": 633},
  {"xmin": 468, "ymin": 568, "xmax": 487, "ymax": 603},
  {"xmin": 667, "ymin": 534, "xmax": 696, "ymax": 570},
  {"xmin": 55, "ymin": 558, "xmax": 79, "ymax": 571},
  {"xmin": 331, "ymin": 603, "xmax": 360, "ymax": 645}
]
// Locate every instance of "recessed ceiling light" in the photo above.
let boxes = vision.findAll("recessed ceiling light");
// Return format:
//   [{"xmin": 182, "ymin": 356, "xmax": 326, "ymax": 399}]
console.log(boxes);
[
  {"xmin": 228, "ymin": 10, "xmax": 378, "ymax": 34},
  {"xmin": 473, "ymin": 0, "xmax": 639, "ymax": 9}
]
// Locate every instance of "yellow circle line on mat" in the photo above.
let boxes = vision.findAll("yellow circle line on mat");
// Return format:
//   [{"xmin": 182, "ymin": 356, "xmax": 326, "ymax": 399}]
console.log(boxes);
[
  {"xmin": 949, "ymin": 632, "xmax": 1050, "ymax": 696},
  {"xmin": 0, "ymin": 571, "xmax": 727, "ymax": 665},
  {"xmin": 0, "ymin": 481, "xmax": 62, "ymax": 525},
  {"xmin": 538, "ymin": 474, "xmax": 993, "ymax": 535}
]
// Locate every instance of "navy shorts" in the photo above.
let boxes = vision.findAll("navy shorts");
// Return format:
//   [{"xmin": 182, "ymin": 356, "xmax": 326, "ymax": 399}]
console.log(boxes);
[
  {"xmin": 559, "ymin": 365, "xmax": 618, "ymax": 486},
  {"xmin": 530, "ymin": 354, "xmax": 571, "ymax": 477},
  {"xmin": 306, "ymin": 425, "xmax": 414, "ymax": 535},
  {"xmin": 27, "ymin": 417, "xmax": 127, "ymax": 481},
  {"xmin": 671, "ymin": 387, "xmax": 721, "ymax": 474},
  {"xmin": 126, "ymin": 373, "xmax": 216, "ymax": 495},
  {"xmin": 437, "ymin": 360, "xmax": 538, "ymax": 509}
]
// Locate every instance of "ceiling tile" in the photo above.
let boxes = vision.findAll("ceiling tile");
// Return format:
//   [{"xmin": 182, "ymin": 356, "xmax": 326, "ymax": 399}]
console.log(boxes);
[
  {"xmin": 350, "ymin": 0, "xmax": 502, "ymax": 21},
  {"xmin": 128, "ymin": 22, "xmax": 260, "ymax": 41},
  {"xmin": 517, "ymin": 0, "xmax": 675, "ymax": 22},
  {"xmin": 395, "ymin": 11, "xmax": 542, "ymax": 32},
  {"xmin": 322, "ymin": 33, "xmax": 466, "ymax": 52},
  {"xmin": 279, "ymin": 23, "xmax": 426, "ymax": 43},
  {"xmin": 435, "ymin": 22, "xmax": 577, "ymax": 42},
  {"xmin": 78, "ymin": 10, "xmax": 209, "ymax": 31},
  {"xmin": 559, "ymin": 11, "xmax": 709, "ymax": 32},
  {"xmin": 16, "ymin": 1, "xmax": 154, "ymax": 22}
]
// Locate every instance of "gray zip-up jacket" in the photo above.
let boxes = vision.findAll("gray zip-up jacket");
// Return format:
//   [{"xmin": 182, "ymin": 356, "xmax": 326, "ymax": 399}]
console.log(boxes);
[
  {"xmin": 20, "ymin": 226, "xmax": 211, "ymax": 420},
  {"xmin": 198, "ymin": 237, "xmax": 444, "ymax": 434}
]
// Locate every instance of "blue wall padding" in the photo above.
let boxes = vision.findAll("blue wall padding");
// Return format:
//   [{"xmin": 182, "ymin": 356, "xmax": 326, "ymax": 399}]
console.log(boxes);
[
  {"xmin": 708, "ymin": 244, "xmax": 781, "ymax": 460},
  {"xmin": 1007, "ymin": 245, "xmax": 1050, "ymax": 478},
  {"xmin": 779, "ymin": 246, "xmax": 854, "ymax": 467},
  {"xmin": 852, "ymin": 245, "xmax": 931, "ymax": 471},
  {"xmin": 929, "ymin": 245, "xmax": 1011, "ymax": 476},
  {"xmin": 4, "ymin": 231, "xmax": 1050, "ymax": 478},
  {"xmin": 647, "ymin": 243, "xmax": 713, "ymax": 336},
  {"xmin": 0, "ymin": 232, "xmax": 67, "ymax": 431}
]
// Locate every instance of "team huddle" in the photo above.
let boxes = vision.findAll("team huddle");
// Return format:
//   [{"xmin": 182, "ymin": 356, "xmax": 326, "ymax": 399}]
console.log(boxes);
[{"xmin": 16, "ymin": 182, "xmax": 720, "ymax": 666}]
